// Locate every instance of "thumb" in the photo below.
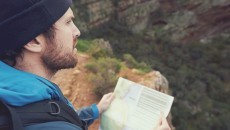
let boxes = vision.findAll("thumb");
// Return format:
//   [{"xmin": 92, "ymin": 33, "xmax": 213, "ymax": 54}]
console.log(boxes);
[
  {"xmin": 161, "ymin": 112, "xmax": 171, "ymax": 129},
  {"xmin": 155, "ymin": 111, "xmax": 162, "ymax": 129},
  {"xmin": 161, "ymin": 113, "xmax": 167, "ymax": 125}
]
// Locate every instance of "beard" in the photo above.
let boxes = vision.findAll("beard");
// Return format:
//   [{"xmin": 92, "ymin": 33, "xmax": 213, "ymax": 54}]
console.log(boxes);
[{"xmin": 41, "ymin": 43, "xmax": 78, "ymax": 72}]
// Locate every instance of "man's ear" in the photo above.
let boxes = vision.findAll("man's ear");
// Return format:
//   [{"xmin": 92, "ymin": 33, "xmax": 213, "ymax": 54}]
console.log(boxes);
[{"xmin": 23, "ymin": 35, "xmax": 45, "ymax": 53}]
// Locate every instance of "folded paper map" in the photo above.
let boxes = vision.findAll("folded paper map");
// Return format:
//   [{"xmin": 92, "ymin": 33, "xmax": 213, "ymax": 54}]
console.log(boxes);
[{"xmin": 100, "ymin": 77, "xmax": 174, "ymax": 130}]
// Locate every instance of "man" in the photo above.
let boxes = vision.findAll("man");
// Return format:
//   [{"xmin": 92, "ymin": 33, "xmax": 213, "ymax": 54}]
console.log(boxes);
[{"xmin": 0, "ymin": 0, "xmax": 171, "ymax": 130}]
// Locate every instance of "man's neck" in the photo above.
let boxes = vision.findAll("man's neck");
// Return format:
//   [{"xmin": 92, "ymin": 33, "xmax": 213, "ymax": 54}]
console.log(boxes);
[{"xmin": 15, "ymin": 57, "xmax": 56, "ymax": 80}]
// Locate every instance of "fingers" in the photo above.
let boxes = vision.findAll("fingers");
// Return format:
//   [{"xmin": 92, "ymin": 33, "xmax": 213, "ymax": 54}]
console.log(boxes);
[
  {"xmin": 107, "ymin": 92, "xmax": 115, "ymax": 102},
  {"xmin": 102, "ymin": 92, "xmax": 115, "ymax": 105},
  {"xmin": 104, "ymin": 92, "xmax": 115, "ymax": 100},
  {"xmin": 97, "ymin": 92, "xmax": 115, "ymax": 114}
]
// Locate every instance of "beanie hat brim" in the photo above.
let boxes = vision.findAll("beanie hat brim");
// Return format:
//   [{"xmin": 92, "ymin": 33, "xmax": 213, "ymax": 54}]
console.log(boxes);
[{"xmin": 0, "ymin": 0, "xmax": 72, "ymax": 55}]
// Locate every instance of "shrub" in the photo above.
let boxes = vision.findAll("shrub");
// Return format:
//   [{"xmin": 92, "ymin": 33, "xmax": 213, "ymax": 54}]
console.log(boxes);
[
  {"xmin": 123, "ymin": 53, "xmax": 151, "ymax": 73},
  {"xmin": 85, "ymin": 57, "xmax": 121, "ymax": 98},
  {"xmin": 77, "ymin": 39, "xmax": 92, "ymax": 52},
  {"xmin": 87, "ymin": 39, "xmax": 113, "ymax": 59}
]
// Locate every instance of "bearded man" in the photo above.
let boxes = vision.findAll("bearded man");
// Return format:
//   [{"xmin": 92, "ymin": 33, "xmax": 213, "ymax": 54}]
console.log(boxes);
[{"xmin": 0, "ymin": 0, "xmax": 171, "ymax": 130}]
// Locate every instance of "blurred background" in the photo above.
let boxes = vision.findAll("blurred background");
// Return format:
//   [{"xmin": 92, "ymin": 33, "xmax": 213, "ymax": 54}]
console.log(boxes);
[{"xmin": 54, "ymin": 0, "xmax": 230, "ymax": 130}]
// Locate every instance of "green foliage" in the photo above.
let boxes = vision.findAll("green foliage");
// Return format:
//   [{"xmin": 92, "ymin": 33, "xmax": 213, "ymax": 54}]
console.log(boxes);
[
  {"xmin": 123, "ymin": 53, "xmax": 137, "ymax": 68},
  {"xmin": 87, "ymin": 39, "xmax": 113, "ymax": 59},
  {"xmin": 77, "ymin": 39, "xmax": 92, "ymax": 52},
  {"xmin": 85, "ymin": 57, "xmax": 121, "ymax": 98},
  {"xmin": 123, "ymin": 53, "xmax": 151, "ymax": 73},
  {"xmin": 104, "ymin": 31, "xmax": 230, "ymax": 130},
  {"xmin": 152, "ymin": 39, "xmax": 230, "ymax": 130}
]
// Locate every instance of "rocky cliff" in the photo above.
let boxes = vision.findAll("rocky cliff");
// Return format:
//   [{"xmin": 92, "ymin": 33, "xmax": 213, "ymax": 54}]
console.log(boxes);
[
  {"xmin": 73, "ymin": 0, "xmax": 159, "ymax": 32},
  {"xmin": 73, "ymin": 0, "xmax": 230, "ymax": 43}
]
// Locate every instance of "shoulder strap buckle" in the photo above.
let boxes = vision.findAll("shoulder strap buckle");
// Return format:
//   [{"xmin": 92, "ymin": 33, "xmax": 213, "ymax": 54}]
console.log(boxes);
[{"xmin": 49, "ymin": 101, "xmax": 60, "ymax": 115}]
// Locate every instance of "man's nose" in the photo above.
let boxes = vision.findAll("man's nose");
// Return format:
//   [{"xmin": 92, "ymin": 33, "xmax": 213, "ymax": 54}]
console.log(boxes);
[{"xmin": 73, "ymin": 24, "xmax": 80, "ymax": 38}]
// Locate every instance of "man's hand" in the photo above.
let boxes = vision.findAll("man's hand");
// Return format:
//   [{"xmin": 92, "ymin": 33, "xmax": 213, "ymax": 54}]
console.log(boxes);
[
  {"xmin": 97, "ymin": 92, "xmax": 115, "ymax": 114},
  {"xmin": 154, "ymin": 112, "xmax": 171, "ymax": 130}
]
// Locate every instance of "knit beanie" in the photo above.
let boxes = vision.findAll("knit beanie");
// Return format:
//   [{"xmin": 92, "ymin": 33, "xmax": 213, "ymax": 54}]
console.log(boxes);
[{"xmin": 0, "ymin": 0, "xmax": 72, "ymax": 55}]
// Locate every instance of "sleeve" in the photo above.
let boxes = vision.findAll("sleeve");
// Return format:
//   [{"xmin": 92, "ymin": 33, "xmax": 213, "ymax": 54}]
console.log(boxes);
[
  {"xmin": 65, "ymin": 98, "xmax": 99, "ymax": 127},
  {"xmin": 76, "ymin": 104, "xmax": 100, "ymax": 126}
]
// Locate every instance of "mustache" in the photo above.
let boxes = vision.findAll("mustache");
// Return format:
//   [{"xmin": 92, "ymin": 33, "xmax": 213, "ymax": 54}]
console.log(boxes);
[{"xmin": 73, "ymin": 37, "xmax": 77, "ymax": 48}]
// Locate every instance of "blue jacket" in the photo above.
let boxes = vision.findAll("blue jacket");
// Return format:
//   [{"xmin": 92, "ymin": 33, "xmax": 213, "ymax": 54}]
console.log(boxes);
[{"xmin": 0, "ymin": 61, "xmax": 99, "ymax": 130}]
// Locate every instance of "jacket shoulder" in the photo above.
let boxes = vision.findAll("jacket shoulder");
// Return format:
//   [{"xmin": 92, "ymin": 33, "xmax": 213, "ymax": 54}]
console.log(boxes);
[{"xmin": 24, "ymin": 121, "xmax": 82, "ymax": 130}]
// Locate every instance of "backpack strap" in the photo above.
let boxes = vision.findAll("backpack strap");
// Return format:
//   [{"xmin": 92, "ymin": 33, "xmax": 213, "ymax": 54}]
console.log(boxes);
[
  {"xmin": 0, "ymin": 100, "xmax": 86, "ymax": 130},
  {"xmin": 0, "ymin": 99, "xmax": 23, "ymax": 130}
]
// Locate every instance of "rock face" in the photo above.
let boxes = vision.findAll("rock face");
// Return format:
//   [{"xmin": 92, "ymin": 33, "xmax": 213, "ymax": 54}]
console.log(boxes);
[
  {"xmin": 73, "ymin": 0, "xmax": 230, "ymax": 43},
  {"xmin": 73, "ymin": 0, "xmax": 160, "ymax": 32},
  {"xmin": 73, "ymin": 0, "xmax": 114, "ymax": 32}
]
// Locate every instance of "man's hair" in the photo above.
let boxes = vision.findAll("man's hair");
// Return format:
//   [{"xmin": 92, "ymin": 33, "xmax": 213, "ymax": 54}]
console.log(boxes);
[{"xmin": 0, "ymin": 27, "xmax": 55, "ymax": 66}]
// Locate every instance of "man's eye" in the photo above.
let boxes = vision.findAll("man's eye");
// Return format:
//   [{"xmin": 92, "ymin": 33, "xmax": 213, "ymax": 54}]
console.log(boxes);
[{"xmin": 67, "ymin": 20, "xmax": 72, "ymax": 24}]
